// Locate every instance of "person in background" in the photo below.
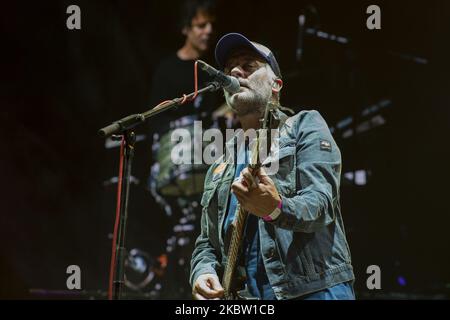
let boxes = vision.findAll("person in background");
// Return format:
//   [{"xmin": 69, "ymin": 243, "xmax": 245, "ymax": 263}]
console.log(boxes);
[{"xmin": 147, "ymin": 0, "xmax": 222, "ymax": 299}]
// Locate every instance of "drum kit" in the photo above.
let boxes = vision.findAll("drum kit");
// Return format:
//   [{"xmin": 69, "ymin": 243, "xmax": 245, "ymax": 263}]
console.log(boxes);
[{"xmin": 145, "ymin": 104, "xmax": 237, "ymax": 299}]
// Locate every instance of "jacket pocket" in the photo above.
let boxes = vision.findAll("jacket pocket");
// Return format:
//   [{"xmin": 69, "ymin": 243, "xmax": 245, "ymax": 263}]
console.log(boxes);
[
  {"xmin": 201, "ymin": 187, "xmax": 216, "ymax": 207},
  {"xmin": 200, "ymin": 186, "xmax": 221, "ymax": 248}
]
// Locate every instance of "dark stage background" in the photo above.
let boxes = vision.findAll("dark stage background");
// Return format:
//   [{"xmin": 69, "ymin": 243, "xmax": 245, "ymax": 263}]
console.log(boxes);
[{"xmin": 2, "ymin": 0, "xmax": 450, "ymax": 299}]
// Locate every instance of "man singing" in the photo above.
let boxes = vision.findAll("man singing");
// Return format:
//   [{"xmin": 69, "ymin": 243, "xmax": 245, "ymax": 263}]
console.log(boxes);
[{"xmin": 190, "ymin": 33, "xmax": 355, "ymax": 300}]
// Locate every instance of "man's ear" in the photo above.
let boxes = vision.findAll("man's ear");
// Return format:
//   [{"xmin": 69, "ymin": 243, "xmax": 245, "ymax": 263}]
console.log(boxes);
[
  {"xmin": 272, "ymin": 79, "xmax": 283, "ymax": 93},
  {"xmin": 182, "ymin": 26, "xmax": 189, "ymax": 36}
]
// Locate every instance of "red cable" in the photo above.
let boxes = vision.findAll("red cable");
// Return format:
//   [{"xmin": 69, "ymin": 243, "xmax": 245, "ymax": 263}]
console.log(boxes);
[
  {"xmin": 155, "ymin": 100, "xmax": 172, "ymax": 108},
  {"xmin": 190, "ymin": 61, "xmax": 199, "ymax": 101},
  {"xmin": 106, "ymin": 62, "xmax": 199, "ymax": 299},
  {"xmin": 108, "ymin": 135, "xmax": 125, "ymax": 300},
  {"xmin": 154, "ymin": 60, "xmax": 200, "ymax": 108}
]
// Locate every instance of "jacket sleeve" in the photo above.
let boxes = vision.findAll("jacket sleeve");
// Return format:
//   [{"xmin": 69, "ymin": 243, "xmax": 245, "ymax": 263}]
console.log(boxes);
[
  {"xmin": 271, "ymin": 110, "xmax": 342, "ymax": 233},
  {"xmin": 189, "ymin": 165, "xmax": 221, "ymax": 287}
]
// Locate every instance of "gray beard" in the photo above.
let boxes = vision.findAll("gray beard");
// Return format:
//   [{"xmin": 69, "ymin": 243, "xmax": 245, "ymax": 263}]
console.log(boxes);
[
  {"xmin": 226, "ymin": 91, "xmax": 269, "ymax": 117},
  {"xmin": 231, "ymin": 104, "xmax": 263, "ymax": 117}
]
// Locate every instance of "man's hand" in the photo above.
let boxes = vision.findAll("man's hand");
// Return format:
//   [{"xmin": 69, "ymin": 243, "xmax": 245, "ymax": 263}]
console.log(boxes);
[
  {"xmin": 231, "ymin": 167, "xmax": 281, "ymax": 218},
  {"xmin": 192, "ymin": 273, "xmax": 224, "ymax": 300}
]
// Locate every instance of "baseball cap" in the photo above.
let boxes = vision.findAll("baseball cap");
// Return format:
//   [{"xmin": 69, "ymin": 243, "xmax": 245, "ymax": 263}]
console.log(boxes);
[{"xmin": 215, "ymin": 33, "xmax": 282, "ymax": 78}]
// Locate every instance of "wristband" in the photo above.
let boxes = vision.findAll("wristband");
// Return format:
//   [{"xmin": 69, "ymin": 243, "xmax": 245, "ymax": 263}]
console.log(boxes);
[{"xmin": 262, "ymin": 199, "xmax": 282, "ymax": 222}]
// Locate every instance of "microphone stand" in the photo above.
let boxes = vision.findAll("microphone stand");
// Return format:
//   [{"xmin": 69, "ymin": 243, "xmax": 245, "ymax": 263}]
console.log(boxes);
[{"xmin": 98, "ymin": 82, "xmax": 220, "ymax": 300}]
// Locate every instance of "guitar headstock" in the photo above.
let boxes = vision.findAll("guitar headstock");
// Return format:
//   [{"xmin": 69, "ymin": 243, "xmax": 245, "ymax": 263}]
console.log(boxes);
[{"xmin": 250, "ymin": 103, "xmax": 278, "ymax": 168}]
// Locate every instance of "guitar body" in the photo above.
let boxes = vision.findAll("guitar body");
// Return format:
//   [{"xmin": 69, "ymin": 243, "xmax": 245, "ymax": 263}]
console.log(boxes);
[{"xmin": 221, "ymin": 263, "xmax": 258, "ymax": 300}]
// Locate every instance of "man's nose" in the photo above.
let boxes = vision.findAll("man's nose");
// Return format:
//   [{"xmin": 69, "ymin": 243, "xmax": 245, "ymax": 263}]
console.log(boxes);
[
  {"xmin": 230, "ymin": 66, "xmax": 245, "ymax": 79},
  {"xmin": 204, "ymin": 22, "xmax": 213, "ymax": 34}
]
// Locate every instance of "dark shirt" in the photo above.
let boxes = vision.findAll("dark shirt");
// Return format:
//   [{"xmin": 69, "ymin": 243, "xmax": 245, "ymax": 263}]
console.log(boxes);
[{"xmin": 149, "ymin": 53, "xmax": 219, "ymax": 134}]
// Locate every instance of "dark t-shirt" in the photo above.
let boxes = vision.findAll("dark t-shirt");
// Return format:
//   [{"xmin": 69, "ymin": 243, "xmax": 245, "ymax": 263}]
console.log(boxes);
[
  {"xmin": 148, "ymin": 53, "xmax": 220, "ymax": 134},
  {"xmin": 147, "ymin": 53, "xmax": 222, "ymax": 198}
]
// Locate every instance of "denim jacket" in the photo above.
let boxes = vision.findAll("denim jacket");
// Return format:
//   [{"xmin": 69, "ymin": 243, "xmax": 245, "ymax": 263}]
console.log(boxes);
[{"xmin": 190, "ymin": 109, "xmax": 354, "ymax": 299}]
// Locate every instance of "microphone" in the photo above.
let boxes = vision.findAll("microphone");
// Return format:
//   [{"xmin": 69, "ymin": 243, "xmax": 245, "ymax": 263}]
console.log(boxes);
[{"xmin": 197, "ymin": 60, "xmax": 240, "ymax": 94}]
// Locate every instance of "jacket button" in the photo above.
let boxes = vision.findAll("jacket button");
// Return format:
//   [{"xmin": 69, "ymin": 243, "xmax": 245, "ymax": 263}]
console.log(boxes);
[{"xmin": 268, "ymin": 248, "xmax": 275, "ymax": 258}]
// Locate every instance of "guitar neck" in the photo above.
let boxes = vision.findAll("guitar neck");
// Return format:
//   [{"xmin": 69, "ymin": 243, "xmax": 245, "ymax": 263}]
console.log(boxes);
[{"xmin": 221, "ymin": 103, "xmax": 275, "ymax": 299}]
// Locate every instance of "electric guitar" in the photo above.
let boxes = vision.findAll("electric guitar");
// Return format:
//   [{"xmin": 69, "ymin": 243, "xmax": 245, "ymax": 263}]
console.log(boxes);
[{"xmin": 221, "ymin": 103, "xmax": 277, "ymax": 300}]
